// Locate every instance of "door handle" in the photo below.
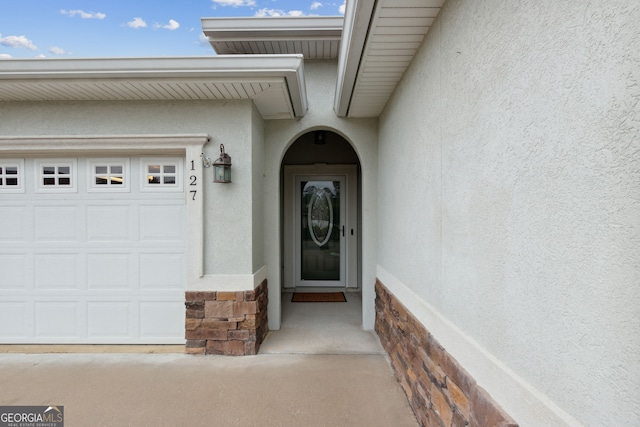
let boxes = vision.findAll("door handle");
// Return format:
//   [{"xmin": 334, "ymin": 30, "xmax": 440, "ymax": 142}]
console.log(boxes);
[{"xmin": 342, "ymin": 225, "xmax": 345, "ymax": 237}]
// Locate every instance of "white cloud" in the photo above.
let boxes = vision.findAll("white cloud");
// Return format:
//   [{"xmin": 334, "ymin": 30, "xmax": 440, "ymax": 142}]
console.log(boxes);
[
  {"xmin": 36, "ymin": 54, "xmax": 47, "ymax": 58},
  {"xmin": 0, "ymin": 34, "xmax": 37, "ymax": 50},
  {"xmin": 310, "ymin": 2, "xmax": 323, "ymax": 10},
  {"xmin": 0, "ymin": 54, "xmax": 12, "ymax": 59},
  {"xmin": 49, "ymin": 46, "xmax": 69, "ymax": 55},
  {"xmin": 61, "ymin": 9, "xmax": 106, "ymax": 19},
  {"xmin": 255, "ymin": 8, "xmax": 305, "ymax": 17},
  {"xmin": 155, "ymin": 19, "xmax": 180, "ymax": 31},
  {"xmin": 127, "ymin": 17, "xmax": 147, "ymax": 29},
  {"xmin": 198, "ymin": 34, "xmax": 210, "ymax": 47},
  {"xmin": 212, "ymin": 0, "xmax": 256, "ymax": 6},
  {"xmin": 339, "ymin": 1, "xmax": 346, "ymax": 14}
]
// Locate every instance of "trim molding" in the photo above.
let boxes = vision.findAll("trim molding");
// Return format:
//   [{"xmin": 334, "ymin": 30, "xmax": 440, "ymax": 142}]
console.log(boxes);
[
  {"xmin": 0, "ymin": 134, "xmax": 209, "ymax": 152},
  {"xmin": 187, "ymin": 266, "xmax": 268, "ymax": 292}
]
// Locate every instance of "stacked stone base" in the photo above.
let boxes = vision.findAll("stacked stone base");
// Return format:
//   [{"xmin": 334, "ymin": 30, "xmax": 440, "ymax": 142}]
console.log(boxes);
[
  {"xmin": 375, "ymin": 280, "xmax": 518, "ymax": 427},
  {"xmin": 185, "ymin": 280, "xmax": 268, "ymax": 356}
]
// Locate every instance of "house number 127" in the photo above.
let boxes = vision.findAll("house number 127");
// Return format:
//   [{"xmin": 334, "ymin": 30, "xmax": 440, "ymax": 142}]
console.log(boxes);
[{"xmin": 189, "ymin": 160, "xmax": 197, "ymax": 201}]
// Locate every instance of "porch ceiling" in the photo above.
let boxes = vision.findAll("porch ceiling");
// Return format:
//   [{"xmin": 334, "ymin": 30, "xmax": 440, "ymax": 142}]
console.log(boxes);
[
  {"xmin": 201, "ymin": 17, "xmax": 344, "ymax": 59},
  {"xmin": 0, "ymin": 55, "xmax": 307, "ymax": 120},
  {"xmin": 335, "ymin": 0, "xmax": 445, "ymax": 118}
]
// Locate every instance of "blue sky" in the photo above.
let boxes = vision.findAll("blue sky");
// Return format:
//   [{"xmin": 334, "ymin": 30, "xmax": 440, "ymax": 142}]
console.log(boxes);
[{"xmin": 0, "ymin": 0, "xmax": 346, "ymax": 59}]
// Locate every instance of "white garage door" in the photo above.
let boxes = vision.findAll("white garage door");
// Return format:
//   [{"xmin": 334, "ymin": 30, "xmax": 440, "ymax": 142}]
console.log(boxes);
[{"xmin": 0, "ymin": 156, "xmax": 186, "ymax": 344}]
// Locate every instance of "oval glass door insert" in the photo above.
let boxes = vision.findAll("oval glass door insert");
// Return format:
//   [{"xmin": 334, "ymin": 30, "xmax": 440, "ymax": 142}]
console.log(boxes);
[{"xmin": 308, "ymin": 189, "xmax": 333, "ymax": 247}]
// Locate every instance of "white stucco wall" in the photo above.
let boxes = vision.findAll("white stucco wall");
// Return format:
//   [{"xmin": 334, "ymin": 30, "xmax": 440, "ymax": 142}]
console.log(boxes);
[
  {"xmin": 377, "ymin": 1, "xmax": 639, "ymax": 426},
  {"xmin": 263, "ymin": 59, "xmax": 378, "ymax": 330},
  {"xmin": 0, "ymin": 99, "xmax": 259, "ymax": 278},
  {"xmin": 251, "ymin": 104, "xmax": 266, "ymax": 273}
]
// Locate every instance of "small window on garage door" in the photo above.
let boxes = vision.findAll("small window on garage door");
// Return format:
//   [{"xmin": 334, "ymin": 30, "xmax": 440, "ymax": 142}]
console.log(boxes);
[
  {"xmin": 88, "ymin": 158, "xmax": 130, "ymax": 192},
  {"xmin": 141, "ymin": 157, "xmax": 183, "ymax": 192},
  {"xmin": 0, "ymin": 159, "xmax": 25, "ymax": 193},
  {"xmin": 35, "ymin": 159, "xmax": 77, "ymax": 193}
]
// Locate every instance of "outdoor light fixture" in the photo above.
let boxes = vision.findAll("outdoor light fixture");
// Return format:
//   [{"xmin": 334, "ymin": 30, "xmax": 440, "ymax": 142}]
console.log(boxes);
[
  {"xmin": 212, "ymin": 144, "xmax": 232, "ymax": 183},
  {"xmin": 201, "ymin": 144, "xmax": 232, "ymax": 183},
  {"xmin": 314, "ymin": 130, "xmax": 326, "ymax": 145},
  {"xmin": 201, "ymin": 152, "xmax": 212, "ymax": 168}
]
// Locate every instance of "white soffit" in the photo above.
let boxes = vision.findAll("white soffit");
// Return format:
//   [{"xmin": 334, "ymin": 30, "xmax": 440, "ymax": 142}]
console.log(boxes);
[
  {"xmin": 0, "ymin": 55, "xmax": 307, "ymax": 120},
  {"xmin": 335, "ymin": 0, "xmax": 445, "ymax": 118},
  {"xmin": 201, "ymin": 16, "xmax": 344, "ymax": 59}
]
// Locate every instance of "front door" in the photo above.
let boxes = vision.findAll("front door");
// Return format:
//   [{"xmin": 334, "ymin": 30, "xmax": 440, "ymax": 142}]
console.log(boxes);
[
  {"xmin": 284, "ymin": 165, "xmax": 357, "ymax": 289},
  {"xmin": 296, "ymin": 177, "xmax": 344, "ymax": 286}
]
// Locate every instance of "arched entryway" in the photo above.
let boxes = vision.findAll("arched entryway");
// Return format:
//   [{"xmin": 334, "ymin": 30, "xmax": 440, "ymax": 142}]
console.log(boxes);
[
  {"xmin": 257, "ymin": 129, "xmax": 380, "ymax": 354},
  {"xmin": 281, "ymin": 130, "xmax": 361, "ymax": 291}
]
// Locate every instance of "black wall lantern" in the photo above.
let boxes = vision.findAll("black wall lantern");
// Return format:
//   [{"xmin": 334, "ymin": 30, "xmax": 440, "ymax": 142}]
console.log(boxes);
[
  {"xmin": 213, "ymin": 144, "xmax": 232, "ymax": 183},
  {"xmin": 202, "ymin": 144, "xmax": 232, "ymax": 183}
]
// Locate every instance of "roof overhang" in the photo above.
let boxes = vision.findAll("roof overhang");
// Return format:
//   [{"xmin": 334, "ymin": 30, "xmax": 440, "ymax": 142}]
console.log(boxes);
[
  {"xmin": 335, "ymin": 0, "xmax": 445, "ymax": 117},
  {"xmin": 0, "ymin": 2, "xmax": 445, "ymax": 121},
  {"xmin": 202, "ymin": 16, "xmax": 344, "ymax": 59},
  {"xmin": 0, "ymin": 55, "xmax": 307, "ymax": 119}
]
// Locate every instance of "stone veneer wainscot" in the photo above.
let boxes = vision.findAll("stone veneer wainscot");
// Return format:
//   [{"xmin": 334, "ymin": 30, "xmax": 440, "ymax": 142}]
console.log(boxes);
[
  {"xmin": 375, "ymin": 280, "xmax": 518, "ymax": 427},
  {"xmin": 185, "ymin": 280, "xmax": 268, "ymax": 356}
]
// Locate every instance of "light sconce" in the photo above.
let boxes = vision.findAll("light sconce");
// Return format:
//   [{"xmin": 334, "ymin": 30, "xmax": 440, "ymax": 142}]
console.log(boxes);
[
  {"xmin": 314, "ymin": 130, "xmax": 326, "ymax": 145},
  {"xmin": 201, "ymin": 144, "xmax": 232, "ymax": 183}
]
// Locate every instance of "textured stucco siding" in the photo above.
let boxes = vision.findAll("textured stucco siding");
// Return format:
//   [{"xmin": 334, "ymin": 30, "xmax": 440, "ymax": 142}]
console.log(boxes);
[
  {"xmin": 0, "ymin": 99, "xmax": 258, "ymax": 276},
  {"xmin": 378, "ymin": 0, "xmax": 639, "ymax": 425},
  {"xmin": 251, "ymin": 103, "xmax": 266, "ymax": 273}
]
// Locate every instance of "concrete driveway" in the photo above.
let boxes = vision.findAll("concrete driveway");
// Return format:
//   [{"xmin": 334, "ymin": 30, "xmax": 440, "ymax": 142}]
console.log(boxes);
[{"xmin": 0, "ymin": 351, "xmax": 418, "ymax": 427}]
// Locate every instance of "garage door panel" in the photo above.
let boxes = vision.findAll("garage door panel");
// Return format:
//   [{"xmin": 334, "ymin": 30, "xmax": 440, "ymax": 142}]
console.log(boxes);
[
  {"xmin": 0, "ymin": 302, "xmax": 28, "ymax": 337},
  {"xmin": 87, "ymin": 302, "xmax": 132, "ymax": 337},
  {"xmin": 140, "ymin": 204, "xmax": 185, "ymax": 241},
  {"xmin": 87, "ymin": 205, "xmax": 133, "ymax": 242},
  {"xmin": 140, "ymin": 302, "xmax": 183, "ymax": 338},
  {"xmin": 35, "ymin": 254, "xmax": 79, "ymax": 290},
  {"xmin": 0, "ymin": 206, "xmax": 27, "ymax": 241},
  {"xmin": 87, "ymin": 254, "xmax": 131, "ymax": 290},
  {"xmin": 0, "ymin": 254, "xmax": 27, "ymax": 289},
  {"xmin": 35, "ymin": 302, "xmax": 79, "ymax": 337},
  {"xmin": 140, "ymin": 253, "xmax": 185, "ymax": 289},
  {"xmin": 34, "ymin": 206, "xmax": 80, "ymax": 242}
]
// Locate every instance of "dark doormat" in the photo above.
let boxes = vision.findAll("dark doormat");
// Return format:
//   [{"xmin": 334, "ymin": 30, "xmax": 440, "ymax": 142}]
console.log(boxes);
[{"xmin": 291, "ymin": 292, "xmax": 347, "ymax": 303}]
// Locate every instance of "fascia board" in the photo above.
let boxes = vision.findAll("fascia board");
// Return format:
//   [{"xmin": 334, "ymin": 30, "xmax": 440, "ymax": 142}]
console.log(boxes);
[
  {"xmin": 201, "ymin": 16, "xmax": 344, "ymax": 37},
  {"xmin": 334, "ymin": 0, "xmax": 376, "ymax": 117},
  {"xmin": 283, "ymin": 58, "xmax": 307, "ymax": 118},
  {"xmin": 208, "ymin": 35, "xmax": 341, "ymax": 42},
  {"xmin": 0, "ymin": 55, "xmax": 305, "ymax": 81}
]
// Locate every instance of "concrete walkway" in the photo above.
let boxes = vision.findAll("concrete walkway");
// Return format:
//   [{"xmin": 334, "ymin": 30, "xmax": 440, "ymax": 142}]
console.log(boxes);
[
  {"xmin": 260, "ymin": 292, "xmax": 385, "ymax": 355},
  {"xmin": 0, "ymin": 352, "xmax": 417, "ymax": 427}
]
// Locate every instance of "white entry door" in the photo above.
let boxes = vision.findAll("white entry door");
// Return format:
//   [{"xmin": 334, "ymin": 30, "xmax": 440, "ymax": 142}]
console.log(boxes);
[{"xmin": 284, "ymin": 165, "xmax": 358, "ymax": 289}]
